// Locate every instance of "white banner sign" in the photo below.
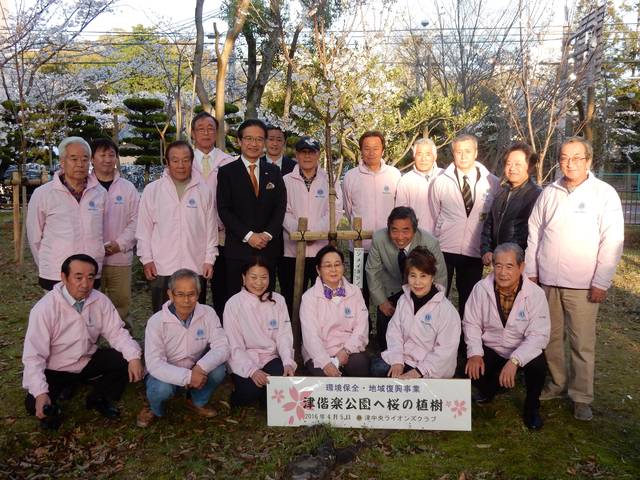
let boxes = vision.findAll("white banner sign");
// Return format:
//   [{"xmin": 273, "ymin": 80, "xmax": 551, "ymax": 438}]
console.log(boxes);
[
  {"xmin": 352, "ymin": 247, "xmax": 365, "ymax": 288},
  {"xmin": 267, "ymin": 377, "xmax": 471, "ymax": 431}
]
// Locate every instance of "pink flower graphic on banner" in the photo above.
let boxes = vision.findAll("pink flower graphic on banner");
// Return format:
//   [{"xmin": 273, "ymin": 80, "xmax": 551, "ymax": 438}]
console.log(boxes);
[
  {"xmin": 282, "ymin": 386, "xmax": 313, "ymax": 425},
  {"xmin": 271, "ymin": 389, "xmax": 284, "ymax": 403},
  {"xmin": 449, "ymin": 399, "xmax": 467, "ymax": 418}
]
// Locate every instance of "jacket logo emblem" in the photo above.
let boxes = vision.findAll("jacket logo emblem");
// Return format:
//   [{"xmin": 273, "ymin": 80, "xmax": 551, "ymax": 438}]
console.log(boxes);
[
  {"xmin": 344, "ymin": 307, "xmax": 352, "ymax": 316},
  {"xmin": 423, "ymin": 313, "xmax": 432, "ymax": 322},
  {"xmin": 578, "ymin": 202, "xmax": 586, "ymax": 210},
  {"xmin": 187, "ymin": 198, "xmax": 197, "ymax": 208},
  {"xmin": 196, "ymin": 328, "xmax": 205, "ymax": 338},
  {"xmin": 518, "ymin": 310, "xmax": 526, "ymax": 320},
  {"xmin": 88, "ymin": 200, "xmax": 97, "ymax": 211},
  {"xmin": 115, "ymin": 195, "xmax": 124, "ymax": 204},
  {"xmin": 268, "ymin": 319, "xmax": 278, "ymax": 329},
  {"xmin": 383, "ymin": 185, "xmax": 390, "ymax": 193},
  {"xmin": 317, "ymin": 188, "xmax": 324, "ymax": 196}
]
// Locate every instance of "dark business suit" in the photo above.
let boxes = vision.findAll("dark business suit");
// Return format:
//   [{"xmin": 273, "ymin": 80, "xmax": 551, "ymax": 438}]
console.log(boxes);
[
  {"xmin": 217, "ymin": 158, "xmax": 287, "ymax": 299},
  {"xmin": 260, "ymin": 155, "xmax": 297, "ymax": 176},
  {"xmin": 260, "ymin": 155, "xmax": 297, "ymax": 293}
]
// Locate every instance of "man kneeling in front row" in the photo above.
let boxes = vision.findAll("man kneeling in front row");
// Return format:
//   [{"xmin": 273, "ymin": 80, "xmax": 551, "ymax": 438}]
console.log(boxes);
[
  {"xmin": 137, "ymin": 269, "xmax": 230, "ymax": 427},
  {"xmin": 22, "ymin": 254, "xmax": 144, "ymax": 430},
  {"xmin": 463, "ymin": 243, "xmax": 550, "ymax": 430}
]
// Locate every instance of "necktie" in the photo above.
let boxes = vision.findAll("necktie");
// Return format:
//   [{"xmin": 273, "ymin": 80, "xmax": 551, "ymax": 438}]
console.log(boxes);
[
  {"xmin": 73, "ymin": 300, "xmax": 84, "ymax": 313},
  {"xmin": 249, "ymin": 164, "xmax": 259, "ymax": 197},
  {"xmin": 398, "ymin": 248, "xmax": 407, "ymax": 274},
  {"xmin": 201, "ymin": 154, "xmax": 211, "ymax": 178},
  {"xmin": 462, "ymin": 175, "xmax": 473, "ymax": 216}
]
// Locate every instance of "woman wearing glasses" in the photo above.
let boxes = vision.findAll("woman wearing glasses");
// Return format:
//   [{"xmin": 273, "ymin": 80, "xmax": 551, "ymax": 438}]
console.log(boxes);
[{"xmin": 300, "ymin": 245, "xmax": 370, "ymax": 377}]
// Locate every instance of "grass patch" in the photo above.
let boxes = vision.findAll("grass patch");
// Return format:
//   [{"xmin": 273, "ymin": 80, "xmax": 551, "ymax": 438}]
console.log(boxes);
[{"xmin": 0, "ymin": 212, "xmax": 639, "ymax": 478}]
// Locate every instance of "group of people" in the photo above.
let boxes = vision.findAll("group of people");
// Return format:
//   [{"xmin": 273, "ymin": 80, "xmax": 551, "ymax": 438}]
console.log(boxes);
[{"xmin": 22, "ymin": 113, "xmax": 624, "ymax": 433}]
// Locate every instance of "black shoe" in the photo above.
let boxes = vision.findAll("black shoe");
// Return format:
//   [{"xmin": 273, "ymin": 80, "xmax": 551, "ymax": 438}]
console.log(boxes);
[
  {"xmin": 40, "ymin": 404, "xmax": 63, "ymax": 430},
  {"xmin": 472, "ymin": 391, "xmax": 493, "ymax": 404},
  {"xmin": 523, "ymin": 409, "xmax": 543, "ymax": 430},
  {"xmin": 58, "ymin": 385, "xmax": 76, "ymax": 401},
  {"xmin": 86, "ymin": 396, "xmax": 120, "ymax": 419}
]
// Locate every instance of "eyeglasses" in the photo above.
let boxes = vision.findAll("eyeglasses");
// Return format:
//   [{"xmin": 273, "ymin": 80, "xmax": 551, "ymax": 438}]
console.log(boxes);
[
  {"xmin": 559, "ymin": 156, "xmax": 587, "ymax": 165},
  {"xmin": 195, "ymin": 128, "xmax": 216, "ymax": 134},
  {"xmin": 241, "ymin": 136, "xmax": 265, "ymax": 144},
  {"xmin": 172, "ymin": 291, "xmax": 198, "ymax": 299},
  {"xmin": 320, "ymin": 262, "xmax": 343, "ymax": 270}
]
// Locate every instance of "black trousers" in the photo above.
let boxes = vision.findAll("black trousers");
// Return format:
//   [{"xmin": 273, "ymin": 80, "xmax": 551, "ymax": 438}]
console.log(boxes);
[
  {"xmin": 25, "ymin": 347, "xmax": 128, "ymax": 415},
  {"xmin": 375, "ymin": 291, "xmax": 403, "ymax": 352},
  {"xmin": 443, "ymin": 252, "xmax": 483, "ymax": 319},
  {"xmin": 39, "ymin": 277, "xmax": 101, "ymax": 291},
  {"xmin": 211, "ymin": 246, "xmax": 228, "ymax": 320},
  {"xmin": 473, "ymin": 347, "xmax": 547, "ymax": 411},
  {"xmin": 230, "ymin": 357, "xmax": 284, "ymax": 407},
  {"xmin": 151, "ymin": 275, "xmax": 207, "ymax": 314},
  {"xmin": 348, "ymin": 251, "xmax": 370, "ymax": 308},
  {"xmin": 225, "ymin": 257, "xmax": 277, "ymax": 302},
  {"xmin": 278, "ymin": 257, "xmax": 317, "ymax": 315},
  {"xmin": 305, "ymin": 352, "xmax": 370, "ymax": 377}
]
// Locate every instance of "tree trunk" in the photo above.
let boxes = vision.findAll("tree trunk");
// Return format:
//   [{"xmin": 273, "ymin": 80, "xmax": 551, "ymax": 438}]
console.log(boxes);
[
  {"xmin": 282, "ymin": 25, "xmax": 302, "ymax": 127},
  {"xmin": 193, "ymin": 0, "xmax": 214, "ymax": 113}
]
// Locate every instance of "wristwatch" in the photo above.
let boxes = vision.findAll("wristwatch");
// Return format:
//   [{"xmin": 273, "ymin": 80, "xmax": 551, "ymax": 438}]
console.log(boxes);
[{"xmin": 510, "ymin": 357, "xmax": 520, "ymax": 367}]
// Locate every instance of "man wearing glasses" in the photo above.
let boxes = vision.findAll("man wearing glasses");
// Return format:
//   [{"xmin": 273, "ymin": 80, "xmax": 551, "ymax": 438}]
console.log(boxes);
[
  {"xmin": 525, "ymin": 137, "xmax": 624, "ymax": 421},
  {"xmin": 217, "ymin": 119, "xmax": 287, "ymax": 300}
]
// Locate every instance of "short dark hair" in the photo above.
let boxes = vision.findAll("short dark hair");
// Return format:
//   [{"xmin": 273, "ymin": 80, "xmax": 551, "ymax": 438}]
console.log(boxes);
[
  {"xmin": 387, "ymin": 206, "xmax": 418, "ymax": 233},
  {"xmin": 237, "ymin": 119, "xmax": 268, "ymax": 139},
  {"xmin": 191, "ymin": 111, "xmax": 219, "ymax": 131},
  {"xmin": 165, "ymin": 140, "xmax": 194, "ymax": 162},
  {"xmin": 241, "ymin": 256, "xmax": 275, "ymax": 303},
  {"xmin": 315, "ymin": 245, "xmax": 345, "ymax": 270},
  {"xmin": 403, "ymin": 246, "xmax": 437, "ymax": 281},
  {"xmin": 61, "ymin": 254, "xmax": 98, "ymax": 276},
  {"xmin": 503, "ymin": 141, "xmax": 539, "ymax": 172},
  {"xmin": 91, "ymin": 138, "xmax": 119, "ymax": 157},
  {"xmin": 266, "ymin": 125, "xmax": 285, "ymax": 138},
  {"xmin": 358, "ymin": 130, "xmax": 385, "ymax": 150}
]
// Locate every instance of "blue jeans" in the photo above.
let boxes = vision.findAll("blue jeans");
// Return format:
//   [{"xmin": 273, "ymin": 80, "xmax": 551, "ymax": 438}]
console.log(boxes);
[{"xmin": 145, "ymin": 364, "xmax": 227, "ymax": 417}]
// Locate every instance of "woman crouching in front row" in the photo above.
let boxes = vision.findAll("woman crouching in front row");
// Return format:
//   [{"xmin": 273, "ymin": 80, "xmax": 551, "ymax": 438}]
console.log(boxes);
[
  {"xmin": 300, "ymin": 245, "xmax": 370, "ymax": 377},
  {"xmin": 371, "ymin": 246, "xmax": 461, "ymax": 379}
]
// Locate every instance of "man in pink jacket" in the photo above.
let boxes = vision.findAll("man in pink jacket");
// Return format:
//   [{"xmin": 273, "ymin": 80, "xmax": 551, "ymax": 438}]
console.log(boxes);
[
  {"xmin": 90, "ymin": 138, "xmax": 139, "ymax": 326},
  {"xmin": 136, "ymin": 140, "xmax": 218, "ymax": 313},
  {"xmin": 395, "ymin": 138, "xmax": 443, "ymax": 232},
  {"xmin": 281, "ymin": 137, "xmax": 344, "ymax": 313},
  {"xmin": 525, "ymin": 137, "xmax": 624, "ymax": 422},
  {"xmin": 342, "ymin": 131, "xmax": 401, "ymax": 306},
  {"xmin": 27, "ymin": 137, "xmax": 107, "ymax": 290},
  {"xmin": 22, "ymin": 254, "xmax": 143, "ymax": 430},
  {"xmin": 190, "ymin": 112, "xmax": 234, "ymax": 319},
  {"xmin": 137, "ymin": 269, "xmax": 229, "ymax": 427},
  {"xmin": 428, "ymin": 134, "xmax": 500, "ymax": 318},
  {"xmin": 464, "ymin": 243, "xmax": 550, "ymax": 430}
]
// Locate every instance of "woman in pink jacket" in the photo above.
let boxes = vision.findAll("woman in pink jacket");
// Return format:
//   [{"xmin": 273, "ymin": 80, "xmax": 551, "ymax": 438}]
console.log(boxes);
[
  {"xmin": 224, "ymin": 257, "xmax": 296, "ymax": 407},
  {"xmin": 300, "ymin": 245, "xmax": 370, "ymax": 377},
  {"xmin": 371, "ymin": 247, "xmax": 461, "ymax": 379}
]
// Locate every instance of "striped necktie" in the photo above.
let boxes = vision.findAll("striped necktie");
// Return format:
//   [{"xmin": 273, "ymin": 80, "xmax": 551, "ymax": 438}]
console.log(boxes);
[
  {"xmin": 201, "ymin": 154, "xmax": 211, "ymax": 178},
  {"xmin": 462, "ymin": 175, "xmax": 473, "ymax": 216},
  {"xmin": 249, "ymin": 164, "xmax": 259, "ymax": 197}
]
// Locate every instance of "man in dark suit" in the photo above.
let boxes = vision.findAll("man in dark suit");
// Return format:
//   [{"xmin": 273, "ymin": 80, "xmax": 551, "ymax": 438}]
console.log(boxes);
[
  {"xmin": 260, "ymin": 125, "xmax": 297, "ymax": 176},
  {"xmin": 365, "ymin": 207, "xmax": 447, "ymax": 351},
  {"xmin": 217, "ymin": 119, "xmax": 287, "ymax": 299}
]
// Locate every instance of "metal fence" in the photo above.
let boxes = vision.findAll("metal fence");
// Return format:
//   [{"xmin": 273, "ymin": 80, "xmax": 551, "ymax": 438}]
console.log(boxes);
[{"xmin": 596, "ymin": 173, "xmax": 640, "ymax": 225}]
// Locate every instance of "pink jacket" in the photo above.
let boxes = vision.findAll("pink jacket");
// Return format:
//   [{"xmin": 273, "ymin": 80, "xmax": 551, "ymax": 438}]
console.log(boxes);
[
  {"xmin": 27, "ymin": 171, "xmax": 106, "ymax": 280},
  {"xmin": 382, "ymin": 284, "xmax": 460, "ymax": 378},
  {"xmin": 283, "ymin": 167, "xmax": 344, "ymax": 257},
  {"xmin": 145, "ymin": 301, "xmax": 230, "ymax": 387},
  {"xmin": 223, "ymin": 289, "xmax": 296, "ymax": 378},
  {"xmin": 192, "ymin": 147, "xmax": 234, "ymax": 243},
  {"xmin": 136, "ymin": 172, "xmax": 218, "ymax": 276},
  {"xmin": 22, "ymin": 284, "xmax": 141, "ymax": 397},
  {"xmin": 395, "ymin": 166, "xmax": 442, "ymax": 232},
  {"xmin": 342, "ymin": 161, "xmax": 401, "ymax": 251},
  {"xmin": 300, "ymin": 277, "xmax": 369, "ymax": 368},
  {"xmin": 90, "ymin": 172, "xmax": 140, "ymax": 267},
  {"xmin": 428, "ymin": 162, "xmax": 499, "ymax": 258},
  {"xmin": 525, "ymin": 174, "xmax": 624, "ymax": 290},
  {"xmin": 463, "ymin": 273, "xmax": 550, "ymax": 366}
]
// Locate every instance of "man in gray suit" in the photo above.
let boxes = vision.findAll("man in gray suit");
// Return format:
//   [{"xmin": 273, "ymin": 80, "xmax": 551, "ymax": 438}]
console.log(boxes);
[{"xmin": 366, "ymin": 206, "xmax": 447, "ymax": 351}]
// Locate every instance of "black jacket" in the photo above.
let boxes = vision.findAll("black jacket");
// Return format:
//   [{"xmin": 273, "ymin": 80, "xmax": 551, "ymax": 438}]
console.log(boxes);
[
  {"xmin": 260, "ymin": 155, "xmax": 297, "ymax": 176},
  {"xmin": 480, "ymin": 178, "xmax": 542, "ymax": 255},
  {"xmin": 217, "ymin": 158, "xmax": 287, "ymax": 262}
]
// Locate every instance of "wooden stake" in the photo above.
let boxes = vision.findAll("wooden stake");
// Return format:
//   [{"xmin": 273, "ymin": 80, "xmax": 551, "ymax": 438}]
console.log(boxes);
[
  {"xmin": 291, "ymin": 217, "xmax": 308, "ymax": 365},
  {"xmin": 11, "ymin": 171, "xmax": 21, "ymax": 262},
  {"xmin": 19, "ymin": 185, "xmax": 27, "ymax": 264}
]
